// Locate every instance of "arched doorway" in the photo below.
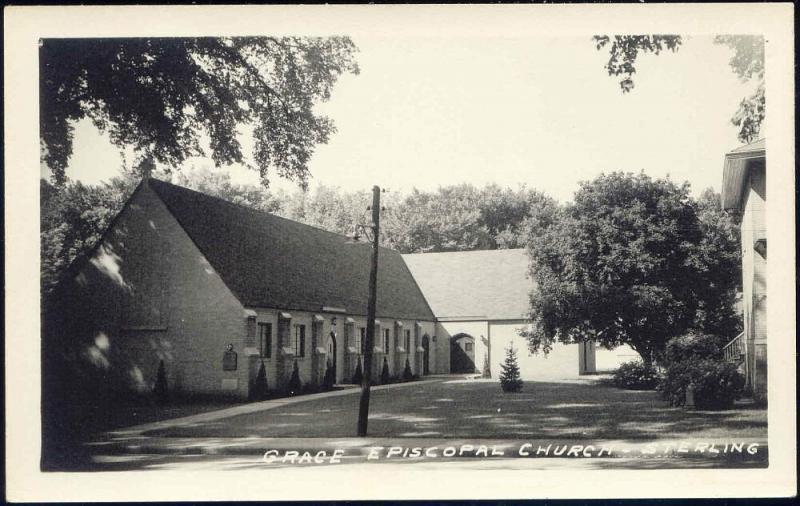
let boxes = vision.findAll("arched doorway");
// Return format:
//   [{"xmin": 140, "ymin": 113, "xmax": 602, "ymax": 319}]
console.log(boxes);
[
  {"xmin": 422, "ymin": 334, "xmax": 430, "ymax": 375},
  {"xmin": 327, "ymin": 331, "xmax": 337, "ymax": 382},
  {"xmin": 450, "ymin": 333, "xmax": 477, "ymax": 373}
]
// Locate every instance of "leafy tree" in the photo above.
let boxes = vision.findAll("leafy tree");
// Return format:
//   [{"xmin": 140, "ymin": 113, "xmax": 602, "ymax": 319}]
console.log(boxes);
[
  {"xmin": 593, "ymin": 34, "xmax": 764, "ymax": 143},
  {"xmin": 40, "ymin": 176, "xmax": 139, "ymax": 293},
  {"xmin": 175, "ymin": 165, "xmax": 289, "ymax": 214},
  {"xmin": 522, "ymin": 172, "xmax": 740, "ymax": 365},
  {"xmin": 40, "ymin": 37, "xmax": 359, "ymax": 187},
  {"xmin": 499, "ymin": 344, "xmax": 523, "ymax": 393},
  {"xmin": 385, "ymin": 185, "xmax": 489, "ymax": 253},
  {"xmin": 592, "ymin": 35, "xmax": 683, "ymax": 93},
  {"xmin": 689, "ymin": 189, "xmax": 742, "ymax": 338},
  {"xmin": 281, "ymin": 184, "xmax": 373, "ymax": 237},
  {"xmin": 713, "ymin": 35, "xmax": 765, "ymax": 144},
  {"xmin": 383, "ymin": 184, "xmax": 558, "ymax": 253}
]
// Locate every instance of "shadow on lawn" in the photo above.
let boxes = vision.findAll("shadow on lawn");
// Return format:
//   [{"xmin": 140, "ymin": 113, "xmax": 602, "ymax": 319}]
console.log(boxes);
[{"xmin": 138, "ymin": 380, "xmax": 767, "ymax": 440}]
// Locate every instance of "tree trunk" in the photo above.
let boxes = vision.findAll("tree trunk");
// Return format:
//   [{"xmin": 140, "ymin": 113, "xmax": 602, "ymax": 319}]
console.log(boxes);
[{"xmin": 630, "ymin": 343, "xmax": 654, "ymax": 367}]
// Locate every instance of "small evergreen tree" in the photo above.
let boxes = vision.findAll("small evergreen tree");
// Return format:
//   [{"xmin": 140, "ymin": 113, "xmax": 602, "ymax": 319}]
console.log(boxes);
[
  {"xmin": 154, "ymin": 359, "xmax": 169, "ymax": 404},
  {"xmin": 482, "ymin": 353, "xmax": 492, "ymax": 379},
  {"xmin": 402, "ymin": 357, "xmax": 414, "ymax": 382},
  {"xmin": 287, "ymin": 360, "xmax": 302, "ymax": 396},
  {"xmin": 499, "ymin": 344, "xmax": 523, "ymax": 393},
  {"xmin": 322, "ymin": 358, "xmax": 336, "ymax": 391},
  {"xmin": 252, "ymin": 361, "xmax": 269, "ymax": 401},
  {"xmin": 380, "ymin": 357, "xmax": 390, "ymax": 385},
  {"xmin": 352, "ymin": 359, "xmax": 363, "ymax": 385}
]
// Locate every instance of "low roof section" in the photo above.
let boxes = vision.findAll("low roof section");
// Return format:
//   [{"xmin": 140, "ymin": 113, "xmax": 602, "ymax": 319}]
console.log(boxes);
[
  {"xmin": 721, "ymin": 138, "xmax": 766, "ymax": 211},
  {"xmin": 148, "ymin": 178, "xmax": 435, "ymax": 322},
  {"xmin": 402, "ymin": 248, "xmax": 533, "ymax": 322}
]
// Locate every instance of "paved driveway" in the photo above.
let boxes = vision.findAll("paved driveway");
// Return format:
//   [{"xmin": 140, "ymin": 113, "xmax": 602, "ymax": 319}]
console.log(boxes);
[{"xmin": 142, "ymin": 377, "xmax": 766, "ymax": 440}]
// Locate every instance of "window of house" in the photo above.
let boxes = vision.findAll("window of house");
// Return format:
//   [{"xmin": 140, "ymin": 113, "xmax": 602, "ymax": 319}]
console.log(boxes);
[
  {"xmin": 247, "ymin": 316, "xmax": 257, "ymax": 339},
  {"xmin": 295, "ymin": 324, "xmax": 306, "ymax": 357},
  {"xmin": 383, "ymin": 328, "xmax": 390, "ymax": 353},
  {"xmin": 465, "ymin": 341, "xmax": 473, "ymax": 352},
  {"xmin": 359, "ymin": 327, "xmax": 366, "ymax": 354},
  {"xmin": 258, "ymin": 322, "xmax": 272, "ymax": 358},
  {"xmin": 405, "ymin": 329, "xmax": 411, "ymax": 351}
]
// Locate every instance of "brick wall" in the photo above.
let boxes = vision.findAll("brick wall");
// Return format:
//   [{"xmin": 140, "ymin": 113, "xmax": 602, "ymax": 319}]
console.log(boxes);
[{"xmin": 57, "ymin": 183, "xmax": 251, "ymax": 399}]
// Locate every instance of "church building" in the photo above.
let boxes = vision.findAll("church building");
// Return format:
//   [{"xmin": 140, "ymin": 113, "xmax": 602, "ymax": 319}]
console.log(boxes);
[{"xmin": 46, "ymin": 178, "xmax": 441, "ymax": 400}]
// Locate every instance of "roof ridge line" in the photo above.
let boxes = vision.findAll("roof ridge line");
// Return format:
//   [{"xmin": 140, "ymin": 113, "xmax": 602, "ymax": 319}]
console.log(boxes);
[{"xmin": 147, "ymin": 177, "xmax": 404, "ymax": 254}]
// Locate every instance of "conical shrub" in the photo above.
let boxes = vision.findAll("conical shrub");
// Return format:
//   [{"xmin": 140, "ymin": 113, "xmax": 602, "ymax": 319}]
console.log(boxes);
[
  {"xmin": 380, "ymin": 356, "xmax": 390, "ymax": 385},
  {"xmin": 287, "ymin": 360, "xmax": 302, "ymax": 396},
  {"xmin": 322, "ymin": 358, "xmax": 336, "ymax": 391},
  {"xmin": 402, "ymin": 357, "xmax": 414, "ymax": 382},
  {"xmin": 352, "ymin": 359, "xmax": 363, "ymax": 385},
  {"xmin": 499, "ymin": 344, "xmax": 523, "ymax": 393},
  {"xmin": 252, "ymin": 361, "xmax": 269, "ymax": 401},
  {"xmin": 154, "ymin": 359, "xmax": 169, "ymax": 404}
]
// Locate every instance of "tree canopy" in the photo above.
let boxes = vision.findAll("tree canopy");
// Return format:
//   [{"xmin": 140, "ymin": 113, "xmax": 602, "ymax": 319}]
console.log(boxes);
[
  {"xmin": 40, "ymin": 168, "xmax": 555, "ymax": 292},
  {"xmin": 40, "ymin": 37, "xmax": 359, "ymax": 187},
  {"xmin": 521, "ymin": 172, "xmax": 741, "ymax": 364},
  {"xmin": 383, "ymin": 184, "xmax": 558, "ymax": 253},
  {"xmin": 593, "ymin": 34, "xmax": 765, "ymax": 143}
]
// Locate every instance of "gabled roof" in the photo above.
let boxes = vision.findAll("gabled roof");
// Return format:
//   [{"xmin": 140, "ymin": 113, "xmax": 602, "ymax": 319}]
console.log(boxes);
[
  {"xmin": 402, "ymin": 248, "xmax": 533, "ymax": 321},
  {"xmin": 147, "ymin": 178, "xmax": 435, "ymax": 321},
  {"xmin": 721, "ymin": 138, "xmax": 766, "ymax": 211}
]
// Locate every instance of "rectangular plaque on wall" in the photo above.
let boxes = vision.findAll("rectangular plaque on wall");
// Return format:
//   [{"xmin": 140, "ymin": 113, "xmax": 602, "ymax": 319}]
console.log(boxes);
[{"xmin": 222, "ymin": 350, "xmax": 238, "ymax": 371}]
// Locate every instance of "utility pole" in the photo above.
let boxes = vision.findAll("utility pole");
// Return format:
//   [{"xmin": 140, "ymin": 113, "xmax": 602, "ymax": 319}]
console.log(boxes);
[{"xmin": 357, "ymin": 185, "xmax": 380, "ymax": 437}]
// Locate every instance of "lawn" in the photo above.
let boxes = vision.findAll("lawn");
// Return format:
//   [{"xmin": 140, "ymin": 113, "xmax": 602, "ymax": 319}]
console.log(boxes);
[{"xmin": 142, "ymin": 377, "xmax": 767, "ymax": 440}]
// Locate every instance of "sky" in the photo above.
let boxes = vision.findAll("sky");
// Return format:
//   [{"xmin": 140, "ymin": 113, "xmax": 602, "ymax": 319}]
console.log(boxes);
[{"xmin": 60, "ymin": 35, "xmax": 754, "ymax": 203}]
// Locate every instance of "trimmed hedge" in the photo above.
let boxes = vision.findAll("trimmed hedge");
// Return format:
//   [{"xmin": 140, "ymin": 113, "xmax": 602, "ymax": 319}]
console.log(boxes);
[{"xmin": 611, "ymin": 360, "xmax": 660, "ymax": 390}]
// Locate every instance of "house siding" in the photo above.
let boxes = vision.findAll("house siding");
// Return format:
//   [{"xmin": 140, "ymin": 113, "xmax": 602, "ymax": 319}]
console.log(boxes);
[{"xmin": 740, "ymin": 165, "xmax": 767, "ymax": 397}]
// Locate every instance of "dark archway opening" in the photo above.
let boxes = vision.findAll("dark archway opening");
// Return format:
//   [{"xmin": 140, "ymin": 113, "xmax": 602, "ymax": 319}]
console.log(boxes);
[{"xmin": 450, "ymin": 333, "xmax": 478, "ymax": 373}]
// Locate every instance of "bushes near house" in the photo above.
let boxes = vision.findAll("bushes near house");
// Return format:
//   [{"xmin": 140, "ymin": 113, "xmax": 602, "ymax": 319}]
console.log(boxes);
[
  {"xmin": 482, "ymin": 353, "xmax": 492, "ymax": 379},
  {"xmin": 287, "ymin": 361, "xmax": 302, "ymax": 396},
  {"xmin": 154, "ymin": 359, "xmax": 169, "ymax": 404},
  {"xmin": 352, "ymin": 360, "xmax": 363, "ymax": 385},
  {"xmin": 499, "ymin": 344, "xmax": 523, "ymax": 393},
  {"xmin": 665, "ymin": 332, "xmax": 725, "ymax": 363},
  {"xmin": 380, "ymin": 357, "xmax": 390, "ymax": 385},
  {"xmin": 660, "ymin": 359, "xmax": 745, "ymax": 409},
  {"xmin": 322, "ymin": 359, "xmax": 336, "ymax": 391},
  {"xmin": 402, "ymin": 358, "xmax": 414, "ymax": 382},
  {"xmin": 611, "ymin": 359, "xmax": 661, "ymax": 390},
  {"xmin": 251, "ymin": 361, "xmax": 270, "ymax": 401},
  {"xmin": 659, "ymin": 333, "xmax": 744, "ymax": 409}
]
